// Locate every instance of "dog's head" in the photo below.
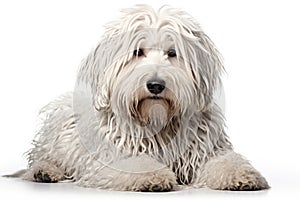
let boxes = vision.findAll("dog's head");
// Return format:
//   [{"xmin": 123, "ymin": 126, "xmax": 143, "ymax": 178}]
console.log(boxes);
[{"xmin": 77, "ymin": 5, "xmax": 223, "ymax": 130}]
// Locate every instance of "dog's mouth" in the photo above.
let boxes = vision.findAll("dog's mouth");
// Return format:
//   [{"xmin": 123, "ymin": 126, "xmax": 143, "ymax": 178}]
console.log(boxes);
[
  {"xmin": 139, "ymin": 95, "xmax": 172, "ymax": 107},
  {"xmin": 148, "ymin": 95, "xmax": 163, "ymax": 100},
  {"xmin": 130, "ymin": 95, "xmax": 178, "ymax": 127}
]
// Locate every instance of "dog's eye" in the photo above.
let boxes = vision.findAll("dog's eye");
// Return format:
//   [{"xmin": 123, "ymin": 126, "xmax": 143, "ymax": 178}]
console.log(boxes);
[
  {"xmin": 167, "ymin": 49, "xmax": 176, "ymax": 57},
  {"xmin": 133, "ymin": 49, "xmax": 144, "ymax": 57}
]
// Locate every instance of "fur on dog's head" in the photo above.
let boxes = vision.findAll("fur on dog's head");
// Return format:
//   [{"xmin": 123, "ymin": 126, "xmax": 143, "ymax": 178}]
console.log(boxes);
[{"xmin": 77, "ymin": 5, "xmax": 223, "ymax": 130}]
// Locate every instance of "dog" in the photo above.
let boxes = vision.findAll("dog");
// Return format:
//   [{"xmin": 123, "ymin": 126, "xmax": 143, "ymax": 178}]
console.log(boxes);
[{"xmin": 9, "ymin": 5, "xmax": 269, "ymax": 191}]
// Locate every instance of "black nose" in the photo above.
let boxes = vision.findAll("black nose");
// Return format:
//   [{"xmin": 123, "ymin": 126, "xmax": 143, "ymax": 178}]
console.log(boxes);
[{"xmin": 146, "ymin": 79, "xmax": 166, "ymax": 94}]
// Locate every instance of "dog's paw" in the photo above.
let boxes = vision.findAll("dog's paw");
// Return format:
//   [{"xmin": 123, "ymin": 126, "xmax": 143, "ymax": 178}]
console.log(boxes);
[
  {"xmin": 23, "ymin": 161, "xmax": 65, "ymax": 183},
  {"xmin": 205, "ymin": 152, "xmax": 270, "ymax": 191},
  {"xmin": 132, "ymin": 168, "xmax": 177, "ymax": 192},
  {"xmin": 137, "ymin": 174, "xmax": 175, "ymax": 192},
  {"xmin": 33, "ymin": 170, "xmax": 56, "ymax": 183},
  {"xmin": 33, "ymin": 169, "xmax": 64, "ymax": 183},
  {"xmin": 222, "ymin": 169, "xmax": 270, "ymax": 191}
]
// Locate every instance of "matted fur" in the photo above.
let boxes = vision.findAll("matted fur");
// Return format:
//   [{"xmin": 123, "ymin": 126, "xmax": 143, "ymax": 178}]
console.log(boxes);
[{"xmin": 14, "ymin": 5, "xmax": 269, "ymax": 191}]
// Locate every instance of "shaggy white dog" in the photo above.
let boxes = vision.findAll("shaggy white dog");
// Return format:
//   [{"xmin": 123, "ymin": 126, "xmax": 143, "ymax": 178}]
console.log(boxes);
[{"xmin": 11, "ymin": 5, "xmax": 269, "ymax": 191}]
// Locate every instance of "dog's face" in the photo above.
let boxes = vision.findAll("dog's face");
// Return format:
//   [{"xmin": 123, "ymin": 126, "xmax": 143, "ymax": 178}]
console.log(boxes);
[
  {"xmin": 111, "ymin": 31, "xmax": 194, "ymax": 128},
  {"xmin": 80, "ymin": 5, "xmax": 223, "ymax": 131}
]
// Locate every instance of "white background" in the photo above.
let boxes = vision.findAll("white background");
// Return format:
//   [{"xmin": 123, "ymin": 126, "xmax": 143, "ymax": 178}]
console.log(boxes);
[{"xmin": 0, "ymin": 0, "xmax": 299, "ymax": 199}]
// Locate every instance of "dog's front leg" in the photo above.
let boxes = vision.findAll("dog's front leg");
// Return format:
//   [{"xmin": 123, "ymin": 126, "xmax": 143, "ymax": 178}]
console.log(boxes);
[
  {"xmin": 76, "ymin": 154, "xmax": 177, "ymax": 191},
  {"xmin": 201, "ymin": 151, "xmax": 270, "ymax": 191}
]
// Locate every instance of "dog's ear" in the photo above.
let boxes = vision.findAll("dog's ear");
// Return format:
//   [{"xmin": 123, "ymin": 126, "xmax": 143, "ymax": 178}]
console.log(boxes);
[
  {"xmin": 80, "ymin": 31, "xmax": 130, "ymax": 112},
  {"xmin": 92, "ymin": 44, "xmax": 113, "ymax": 112},
  {"xmin": 190, "ymin": 31, "xmax": 224, "ymax": 110},
  {"xmin": 76, "ymin": 39, "xmax": 113, "ymax": 112}
]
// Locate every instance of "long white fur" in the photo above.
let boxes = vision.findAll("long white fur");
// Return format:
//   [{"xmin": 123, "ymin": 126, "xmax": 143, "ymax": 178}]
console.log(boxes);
[{"xmin": 19, "ymin": 5, "xmax": 269, "ymax": 191}]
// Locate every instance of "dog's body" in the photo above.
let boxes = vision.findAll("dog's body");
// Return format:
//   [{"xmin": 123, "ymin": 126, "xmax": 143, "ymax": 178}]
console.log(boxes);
[{"xmin": 17, "ymin": 5, "xmax": 269, "ymax": 191}]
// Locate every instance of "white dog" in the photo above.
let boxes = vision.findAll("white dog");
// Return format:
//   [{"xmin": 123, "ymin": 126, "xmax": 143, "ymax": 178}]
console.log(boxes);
[{"xmin": 10, "ymin": 5, "xmax": 269, "ymax": 191}]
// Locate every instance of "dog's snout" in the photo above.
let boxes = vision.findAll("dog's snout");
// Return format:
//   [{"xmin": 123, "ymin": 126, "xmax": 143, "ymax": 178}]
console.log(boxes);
[{"xmin": 146, "ymin": 79, "xmax": 165, "ymax": 94}]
